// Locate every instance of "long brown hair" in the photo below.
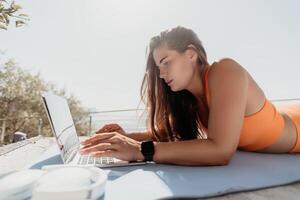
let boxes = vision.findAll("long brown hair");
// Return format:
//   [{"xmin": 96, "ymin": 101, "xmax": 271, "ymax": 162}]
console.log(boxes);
[{"xmin": 140, "ymin": 26, "xmax": 210, "ymax": 142}]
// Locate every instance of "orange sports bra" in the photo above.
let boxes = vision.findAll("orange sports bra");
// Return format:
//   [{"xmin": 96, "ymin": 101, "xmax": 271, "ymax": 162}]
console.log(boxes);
[{"xmin": 203, "ymin": 66, "xmax": 285, "ymax": 151}]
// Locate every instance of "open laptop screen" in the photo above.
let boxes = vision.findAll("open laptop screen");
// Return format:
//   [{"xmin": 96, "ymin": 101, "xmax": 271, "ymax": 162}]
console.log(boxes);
[{"xmin": 42, "ymin": 93, "xmax": 80, "ymax": 162}]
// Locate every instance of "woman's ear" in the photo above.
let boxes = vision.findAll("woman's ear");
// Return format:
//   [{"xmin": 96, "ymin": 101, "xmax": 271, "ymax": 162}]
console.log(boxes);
[{"xmin": 185, "ymin": 44, "xmax": 198, "ymax": 62}]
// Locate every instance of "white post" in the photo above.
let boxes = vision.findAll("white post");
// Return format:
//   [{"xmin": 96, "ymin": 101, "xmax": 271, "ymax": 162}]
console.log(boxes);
[
  {"xmin": 38, "ymin": 118, "xmax": 43, "ymax": 136},
  {"xmin": 89, "ymin": 115, "xmax": 92, "ymax": 136},
  {"xmin": 1, "ymin": 120, "xmax": 6, "ymax": 144}
]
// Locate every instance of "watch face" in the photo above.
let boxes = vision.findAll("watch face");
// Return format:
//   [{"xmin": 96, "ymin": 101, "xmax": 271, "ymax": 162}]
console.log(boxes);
[{"xmin": 141, "ymin": 141, "xmax": 154, "ymax": 161}]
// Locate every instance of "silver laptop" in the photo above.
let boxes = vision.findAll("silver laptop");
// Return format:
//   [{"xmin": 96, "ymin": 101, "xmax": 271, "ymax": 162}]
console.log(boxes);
[{"xmin": 41, "ymin": 92, "xmax": 147, "ymax": 168}]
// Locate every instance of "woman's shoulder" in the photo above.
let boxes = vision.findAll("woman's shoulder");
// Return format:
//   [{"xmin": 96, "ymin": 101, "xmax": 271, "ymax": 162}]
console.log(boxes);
[
  {"xmin": 211, "ymin": 57, "xmax": 247, "ymax": 72},
  {"xmin": 205, "ymin": 57, "xmax": 249, "ymax": 102},
  {"xmin": 208, "ymin": 57, "xmax": 249, "ymax": 83}
]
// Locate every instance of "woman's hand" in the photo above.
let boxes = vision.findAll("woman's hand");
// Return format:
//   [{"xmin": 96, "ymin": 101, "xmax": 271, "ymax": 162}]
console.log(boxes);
[
  {"xmin": 95, "ymin": 123, "xmax": 126, "ymax": 136},
  {"xmin": 79, "ymin": 131, "xmax": 144, "ymax": 162}
]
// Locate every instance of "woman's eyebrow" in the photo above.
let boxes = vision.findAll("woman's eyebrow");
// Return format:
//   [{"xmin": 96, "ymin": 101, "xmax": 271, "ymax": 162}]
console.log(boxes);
[{"xmin": 159, "ymin": 56, "xmax": 168, "ymax": 64}]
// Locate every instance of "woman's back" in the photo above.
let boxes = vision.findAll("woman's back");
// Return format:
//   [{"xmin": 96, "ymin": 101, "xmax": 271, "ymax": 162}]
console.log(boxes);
[{"xmin": 203, "ymin": 59, "xmax": 299, "ymax": 153}]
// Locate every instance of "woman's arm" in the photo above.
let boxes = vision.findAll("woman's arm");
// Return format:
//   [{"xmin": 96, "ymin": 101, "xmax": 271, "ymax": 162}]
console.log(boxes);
[
  {"xmin": 150, "ymin": 139, "xmax": 231, "ymax": 166},
  {"xmin": 127, "ymin": 130, "xmax": 156, "ymax": 141}
]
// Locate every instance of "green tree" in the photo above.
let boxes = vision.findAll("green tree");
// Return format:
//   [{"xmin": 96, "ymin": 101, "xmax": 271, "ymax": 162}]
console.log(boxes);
[
  {"xmin": 0, "ymin": 0, "xmax": 29, "ymax": 30},
  {"xmin": 0, "ymin": 59, "xmax": 90, "ymax": 144}
]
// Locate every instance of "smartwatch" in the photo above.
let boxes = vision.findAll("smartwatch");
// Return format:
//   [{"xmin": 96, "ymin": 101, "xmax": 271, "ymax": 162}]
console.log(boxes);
[{"xmin": 141, "ymin": 140, "xmax": 155, "ymax": 162}]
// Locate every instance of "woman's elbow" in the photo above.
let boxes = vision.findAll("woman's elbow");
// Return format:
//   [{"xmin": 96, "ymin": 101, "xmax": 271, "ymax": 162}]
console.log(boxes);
[
  {"xmin": 200, "ymin": 151, "xmax": 233, "ymax": 166},
  {"xmin": 218, "ymin": 150, "xmax": 235, "ymax": 165},
  {"xmin": 211, "ymin": 145, "xmax": 235, "ymax": 166},
  {"xmin": 218, "ymin": 157, "xmax": 231, "ymax": 166}
]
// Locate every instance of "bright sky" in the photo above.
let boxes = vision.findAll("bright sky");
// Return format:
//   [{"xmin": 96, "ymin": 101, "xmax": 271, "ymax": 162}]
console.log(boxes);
[{"xmin": 1, "ymin": 0, "xmax": 300, "ymax": 111}]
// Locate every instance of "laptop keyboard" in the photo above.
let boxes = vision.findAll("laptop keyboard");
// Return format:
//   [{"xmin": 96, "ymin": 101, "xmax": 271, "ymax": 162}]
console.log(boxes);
[{"xmin": 78, "ymin": 155, "xmax": 115, "ymax": 165}]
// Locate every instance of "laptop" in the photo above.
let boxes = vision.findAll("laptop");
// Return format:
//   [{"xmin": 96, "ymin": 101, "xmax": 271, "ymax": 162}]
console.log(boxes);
[{"xmin": 41, "ymin": 92, "xmax": 147, "ymax": 168}]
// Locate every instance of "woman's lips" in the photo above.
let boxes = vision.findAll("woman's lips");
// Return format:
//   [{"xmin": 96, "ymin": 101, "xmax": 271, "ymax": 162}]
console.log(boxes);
[{"xmin": 167, "ymin": 80, "xmax": 173, "ymax": 85}]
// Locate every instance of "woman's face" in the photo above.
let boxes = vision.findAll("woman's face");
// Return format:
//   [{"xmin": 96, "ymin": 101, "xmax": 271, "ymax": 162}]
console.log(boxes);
[{"xmin": 153, "ymin": 45, "xmax": 197, "ymax": 92}]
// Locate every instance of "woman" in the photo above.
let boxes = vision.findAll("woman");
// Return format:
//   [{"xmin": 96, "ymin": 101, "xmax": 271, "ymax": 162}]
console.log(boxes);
[{"xmin": 80, "ymin": 26, "xmax": 300, "ymax": 166}]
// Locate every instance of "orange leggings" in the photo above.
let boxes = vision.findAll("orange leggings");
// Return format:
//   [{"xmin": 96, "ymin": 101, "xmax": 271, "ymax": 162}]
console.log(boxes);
[{"xmin": 279, "ymin": 104, "xmax": 300, "ymax": 153}]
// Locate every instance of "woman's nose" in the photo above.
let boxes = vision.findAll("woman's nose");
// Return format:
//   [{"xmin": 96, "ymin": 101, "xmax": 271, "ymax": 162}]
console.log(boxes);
[
  {"xmin": 159, "ymin": 71, "xmax": 166, "ymax": 79},
  {"xmin": 159, "ymin": 71, "xmax": 164, "ymax": 79},
  {"xmin": 159, "ymin": 68, "xmax": 167, "ymax": 79}
]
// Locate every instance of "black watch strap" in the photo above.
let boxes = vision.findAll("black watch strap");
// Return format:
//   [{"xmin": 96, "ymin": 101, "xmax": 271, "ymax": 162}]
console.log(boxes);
[{"xmin": 141, "ymin": 140, "xmax": 155, "ymax": 162}]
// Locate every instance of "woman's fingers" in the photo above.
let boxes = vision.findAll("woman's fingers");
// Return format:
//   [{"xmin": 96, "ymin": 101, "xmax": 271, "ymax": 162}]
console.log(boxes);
[
  {"xmin": 80, "ymin": 143, "xmax": 119, "ymax": 155},
  {"xmin": 81, "ymin": 136, "xmax": 119, "ymax": 150},
  {"xmin": 81, "ymin": 132, "xmax": 115, "ymax": 145},
  {"xmin": 80, "ymin": 143, "xmax": 94, "ymax": 150},
  {"xmin": 90, "ymin": 150, "xmax": 116, "ymax": 158},
  {"xmin": 95, "ymin": 123, "xmax": 120, "ymax": 134},
  {"xmin": 97, "ymin": 124, "xmax": 117, "ymax": 132},
  {"xmin": 96, "ymin": 125, "xmax": 112, "ymax": 133}
]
